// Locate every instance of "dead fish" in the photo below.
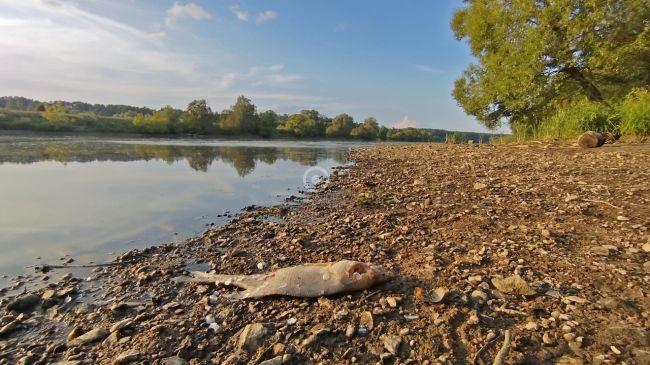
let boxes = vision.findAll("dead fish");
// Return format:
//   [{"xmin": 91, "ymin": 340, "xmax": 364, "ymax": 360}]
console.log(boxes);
[{"xmin": 178, "ymin": 260, "xmax": 388, "ymax": 299}]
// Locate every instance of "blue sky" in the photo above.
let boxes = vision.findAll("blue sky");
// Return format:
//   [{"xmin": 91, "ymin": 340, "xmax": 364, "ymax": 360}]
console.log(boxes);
[{"xmin": 0, "ymin": 0, "xmax": 489, "ymax": 132}]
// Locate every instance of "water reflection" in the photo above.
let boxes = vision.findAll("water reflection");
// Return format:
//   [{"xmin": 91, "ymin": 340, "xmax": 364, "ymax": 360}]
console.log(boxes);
[
  {"xmin": 0, "ymin": 141, "xmax": 349, "ymax": 176},
  {"xmin": 0, "ymin": 137, "xmax": 366, "ymax": 285}
]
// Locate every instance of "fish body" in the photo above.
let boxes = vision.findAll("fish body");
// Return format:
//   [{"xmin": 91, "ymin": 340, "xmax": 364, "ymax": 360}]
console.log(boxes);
[{"xmin": 183, "ymin": 260, "xmax": 388, "ymax": 299}]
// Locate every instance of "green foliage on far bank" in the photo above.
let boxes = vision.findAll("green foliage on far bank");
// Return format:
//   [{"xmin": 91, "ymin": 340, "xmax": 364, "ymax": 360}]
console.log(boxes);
[{"xmin": 0, "ymin": 96, "xmax": 496, "ymax": 143}]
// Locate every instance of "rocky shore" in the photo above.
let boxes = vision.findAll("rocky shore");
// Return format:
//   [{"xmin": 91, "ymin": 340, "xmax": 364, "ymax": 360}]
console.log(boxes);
[{"xmin": 1, "ymin": 143, "xmax": 649, "ymax": 365}]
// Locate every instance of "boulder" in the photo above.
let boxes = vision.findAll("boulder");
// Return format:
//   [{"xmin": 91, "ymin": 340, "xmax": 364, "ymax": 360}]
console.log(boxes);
[{"xmin": 577, "ymin": 131, "xmax": 605, "ymax": 148}]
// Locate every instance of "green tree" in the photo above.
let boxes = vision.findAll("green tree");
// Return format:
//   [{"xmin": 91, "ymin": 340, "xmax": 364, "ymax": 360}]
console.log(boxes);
[
  {"xmin": 220, "ymin": 95, "xmax": 258, "ymax": 134},
  {"xmin": 42, "ymin": 102, "xmax": 71, "ymax": 125},
  {"xmin": 183, "ymin": 99, "xmax": 215, "ymax": 134},
  {"xmin": 350, "ymin": 117, "xmax": 380, "ymax": 140},
  {"xmin": 132, "ymin": 106, "xmax": 181, "ymax": 134},
  {"xmin": 325, "ymin": 113, "xmax": 355, "ymax": 138},
  {"xmin": 277, "ymin": 113, "xmax": 319, "ymax": 137},
  {"xmin": 451, "ymin": 0, "xmax": 650, "ymax": 129},
  {"xmin": 258, "ymin": 110, "xmax": 279, "ymax": 137}
]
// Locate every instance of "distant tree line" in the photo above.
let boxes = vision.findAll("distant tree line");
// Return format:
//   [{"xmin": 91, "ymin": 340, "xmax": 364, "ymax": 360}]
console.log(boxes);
[{"xmin": 0, "ymin": 95, "xmax": 496, "ymax": 142}]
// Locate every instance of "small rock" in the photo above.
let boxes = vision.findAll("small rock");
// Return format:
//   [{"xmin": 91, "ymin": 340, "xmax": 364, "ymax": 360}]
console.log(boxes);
[
  {"xmin": 430, "ymin": 287, "xmax": 448, "ymax": 303},
  {"xmin": 286, "ymin": 318, "xmax": 297, "ymax": 326},
  {"xmin": 360, "ymin": 311, "xmax": 374, "ymax": 330},
  {"xmin": 642, "ymin": 243, "xmax": 650, "ymax": 253},
  {"xmin": 380, "ymin": 352, "xmax": 394, "ymax": 364},
  {"xmin": 491, "ymin": 275, "xmax": 536, "ymax": 296},
  {"xmin": 345, "ymin": 325, "xmax": 356, "ymax": 338},
  {"xmin": 67, "ymin": 328, "xmax": 109, "ymax": 347},
  {"xmin": 67, "ymin": 326, "xmax": 84, "ymax": 341},
  {"xmin": 382, "ymin": 335, "xmax": 402, "ymax": 355},
  {"xmin": 161, "ymin": 357, "xmax": 187, "ymax": 365},
  {"xmin": 470, "ymin": 290, "xmax": 488, "ymax": 304},
  {"xmin": 616, "ymin": 215, "xmax": 630, "ymax": 222},
  {"xmin": 473, "ymin": 182, "xmax": 487, "ymax": 190},
  {"xmin": 386, "ymin": 297, "xmax": 398, "ymax": 308},
  {"xmin": 7, "ymin": 294, "xmax": 40, "ymax": 313},
  {"xmin": 610, "ymin": 346, "xmax": 621, "ymax": 355},
  {"xmin": 541, "ymin": 229, "xmax": 552, "ymax": 238},
  {"xmin": 257, "ymin": 262, "xmax": 266, "ymax": 270},
  {"xmin": 112, "ymin": 350, "xmax": 141, "ymax": 365},
  {"xmin": 524, "ymin": 322, "xmax": 539, "ymax": 331},
  {"xmin": 577, "ymin": 131, "xmax": 604, "ymax": 148},
  {"xmin": 110, "ymin": 319, "xmax": 134, "ymax": 333},
  {"xmin": 542, "ymin": 332, "xmax": 556, "ymax": 346},
  {"xmin": 237, "ymin": 323, "xmax": 274, "ymax": 353},
  {"xmin": 258, "ymin": 356, "xmax": 284, "ymax": 365}
]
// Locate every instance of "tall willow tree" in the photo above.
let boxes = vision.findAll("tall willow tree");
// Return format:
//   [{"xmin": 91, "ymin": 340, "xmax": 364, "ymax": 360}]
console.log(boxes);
[{"xmin": 451, "ymin": 0, "xmax": 650, "ymax": 129}]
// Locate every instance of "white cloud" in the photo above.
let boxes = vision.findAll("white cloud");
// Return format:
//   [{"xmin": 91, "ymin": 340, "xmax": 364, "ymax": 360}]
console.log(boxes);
[
  {"xmin": 230, "ymin": 5, "xmax": 276, "ymax": 25},
  {"xmin": 393, "ymin": 116, "xmax": 416, "ymax": 129},
  {"xmin": 255, "ymin": 10, "xmax": 277, "ymax": 24},
  {"xmin": 0, "ymin": 0, "xmax": 321, "ymax": 112},
  {"xmin": 230, "ymin": 5, "xmax": 249, "ymax": 22},
  {"xmin": 414, "ymin": 64, "xmax": 443, "ymax": 75},
  {"xmin": 165, "ymin": 2, "xmax": 212, "ymax": 27}
]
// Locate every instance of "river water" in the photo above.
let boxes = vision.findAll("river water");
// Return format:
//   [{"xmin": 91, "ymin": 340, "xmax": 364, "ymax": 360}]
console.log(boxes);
[{"xmin": 0, "ymin": 134, "xmax": 371, "ymax": 287}]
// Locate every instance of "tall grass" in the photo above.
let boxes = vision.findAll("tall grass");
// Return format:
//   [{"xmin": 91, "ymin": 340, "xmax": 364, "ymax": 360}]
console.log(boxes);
[
  {"xmin": 536, "ymin": 99, "xmax": 618, "ymax": 140},
  {"xmin": 618, "ymin": 88, "xmax": 650, "ymax": 137}
]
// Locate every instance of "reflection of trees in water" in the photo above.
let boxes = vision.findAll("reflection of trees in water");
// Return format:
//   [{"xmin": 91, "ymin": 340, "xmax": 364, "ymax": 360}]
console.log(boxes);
[{"xmin": 0, "ymin": 142, "xmax": 352, "ymax": 176}]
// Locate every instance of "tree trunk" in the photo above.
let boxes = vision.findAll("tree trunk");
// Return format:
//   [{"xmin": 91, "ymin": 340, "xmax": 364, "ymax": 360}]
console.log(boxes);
[{"xmin": 562, "ymin": 67, "xmax": 605, "ymax": 103}]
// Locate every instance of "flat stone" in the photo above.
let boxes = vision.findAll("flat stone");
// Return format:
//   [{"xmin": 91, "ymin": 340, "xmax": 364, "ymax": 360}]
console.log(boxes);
[
  {"xmin": 67, "ymin": 328, "xmax": 109, "ymax": 347},
  {"xmin": 258, "ymin": 356, "xmax": 284, "ymax": 365}
]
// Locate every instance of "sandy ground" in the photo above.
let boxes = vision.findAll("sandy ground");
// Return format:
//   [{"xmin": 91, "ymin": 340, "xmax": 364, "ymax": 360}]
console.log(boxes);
[{"xmin": 1, "ymin": 142, "xmax": 649, "ymax": 365}]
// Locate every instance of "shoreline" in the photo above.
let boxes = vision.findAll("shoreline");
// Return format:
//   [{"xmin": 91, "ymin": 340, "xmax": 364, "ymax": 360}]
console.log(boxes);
[{"xmin": 1, "ymin": 143, "xmax": 649, "ymax": 364}]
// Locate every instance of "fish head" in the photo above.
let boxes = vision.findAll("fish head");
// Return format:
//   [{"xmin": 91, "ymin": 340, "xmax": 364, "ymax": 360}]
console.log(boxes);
[{"xmin": 335, "ymin": 260, "xmax": 390, "ymax": 291}]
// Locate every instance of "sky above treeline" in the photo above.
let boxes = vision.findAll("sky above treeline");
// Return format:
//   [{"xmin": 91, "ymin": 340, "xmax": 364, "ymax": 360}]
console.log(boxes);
[{"xmin": 0, "ymin": 0, "xmax": 489, "ymax": 132}]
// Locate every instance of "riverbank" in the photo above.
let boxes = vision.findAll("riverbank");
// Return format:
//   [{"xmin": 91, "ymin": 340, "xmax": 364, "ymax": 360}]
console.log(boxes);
[{"xmin": 2, "ymin": 143, "xmax": 649, "ymax": 364}]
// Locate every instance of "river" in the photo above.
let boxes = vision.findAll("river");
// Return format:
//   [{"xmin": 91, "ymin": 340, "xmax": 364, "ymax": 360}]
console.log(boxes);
[{"xmin": 0, "ymin": 134, "xmax": 372, "ymax": 288}]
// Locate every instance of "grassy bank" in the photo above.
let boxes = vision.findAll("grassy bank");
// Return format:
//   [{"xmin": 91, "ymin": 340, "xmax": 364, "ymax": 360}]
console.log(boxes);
[{"xmin": 491, "ymin": 88, "xmax": 650, "ymax": 144}]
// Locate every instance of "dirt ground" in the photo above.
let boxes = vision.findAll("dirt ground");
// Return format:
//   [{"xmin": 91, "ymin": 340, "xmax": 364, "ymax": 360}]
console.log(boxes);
[{"xmin": 1, "ymin": 142, "xmax": 649, "ymax": 365}]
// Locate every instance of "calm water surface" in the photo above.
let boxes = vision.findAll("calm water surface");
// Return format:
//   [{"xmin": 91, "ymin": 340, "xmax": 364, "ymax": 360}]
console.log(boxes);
[{"xmin": 0, "ymin": 135, "xmax": 371, "ymax": 285}]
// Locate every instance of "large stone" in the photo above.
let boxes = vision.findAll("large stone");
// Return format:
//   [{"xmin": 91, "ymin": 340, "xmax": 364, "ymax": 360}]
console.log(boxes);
[
  {"xmin": 577, "ymin": 131, "xmax": 605, "ymax": 148},
  {"xmin": 237, "ymin": 323, "xmax": 274, "ymax": 353},
  {"xmin": 6, "ymin": 294, "xmax": 41, "ymax": 313},
  {"xmin": 67, "ymin": 328, "xmax": 109, "ymax": 347}
]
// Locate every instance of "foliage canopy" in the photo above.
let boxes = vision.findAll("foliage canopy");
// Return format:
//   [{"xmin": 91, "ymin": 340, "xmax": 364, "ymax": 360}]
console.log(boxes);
[{"xmin": 451, "ymin": 0, "xmax": 650, "ymax": 129}]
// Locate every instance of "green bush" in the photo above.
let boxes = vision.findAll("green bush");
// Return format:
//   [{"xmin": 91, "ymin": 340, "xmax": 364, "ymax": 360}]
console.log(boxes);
[
  {"xmin": 618, "ymin": 88, "xmax": 650, "ymax": 136},
  {"xmin": 537, "ymin": 99, "xmax": 618, "ymax": 140}
]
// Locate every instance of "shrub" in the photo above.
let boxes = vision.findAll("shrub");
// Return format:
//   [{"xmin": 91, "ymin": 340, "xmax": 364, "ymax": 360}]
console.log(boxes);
[
  {"xmin": 618, "ymin": 88, "xmax": 650, "ymax": 136},
  {"xmin": 537, "ymin": 99, "xmax": 618, "ymax": 140}
]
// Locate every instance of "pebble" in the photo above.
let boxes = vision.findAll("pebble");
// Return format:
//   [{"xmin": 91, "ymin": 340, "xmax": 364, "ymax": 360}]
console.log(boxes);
[
  {"xmin": 205, "ymin": 314, "xmax": 216, "ymax": 324},
  {"xmin": 161, "ymin": 357, "xmax": 187, "ymax": 365},
  {"xmin": 386, "ymin": 297, "xmax": 398, "ymax": 308},
  {"xmin": 399, "ymin": 328, "xmax": 410, "ymax": 336},
  {"xmin": 257, "ymin": 262, "xmax": 266, "ymax": 270},
  {"xmin": 345, "ymin": 325, "xmax": 356, "ymax": 338},
  {"xmin": 67, "ymin": 328, "xmax": 109, "ymax": 347},
  {"xmin": 542, "ymin": 332, "xmax": 556, "ymax": 346},
  {"xmin": 382, "ymin": 335, "xmax": 402, "ymax": 355},
  {"xmin": 524, "ymin": 322, "xmax": 539, "ymax": 331},
  {"xmin": 286, "ymin": 318, "xmax": 297, "ymax": 326},
  {"xmin": 237, "ymin": 323, "xmax": 274, "ymax": 353},
  {"xmin": 360, "ymin": 311, "xmax": 374, "ymax": 330},
  {"xmin": 616, "ymin": 216, "xmax": 630, "ymax": 221},
  {"xmin": 610, "ymin": 346, "xmax": 621, "ymax": 355},
  {"xmin": 112, "ymin": 350, "xmax": 141, "ymax": 365},
  {"xmin": 470, "ymin": 289, "xmax": 488, "ymax": 304},
  {"xmin": 110, "ymin": 318, "xmax": 134, "ymax": 333}
]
